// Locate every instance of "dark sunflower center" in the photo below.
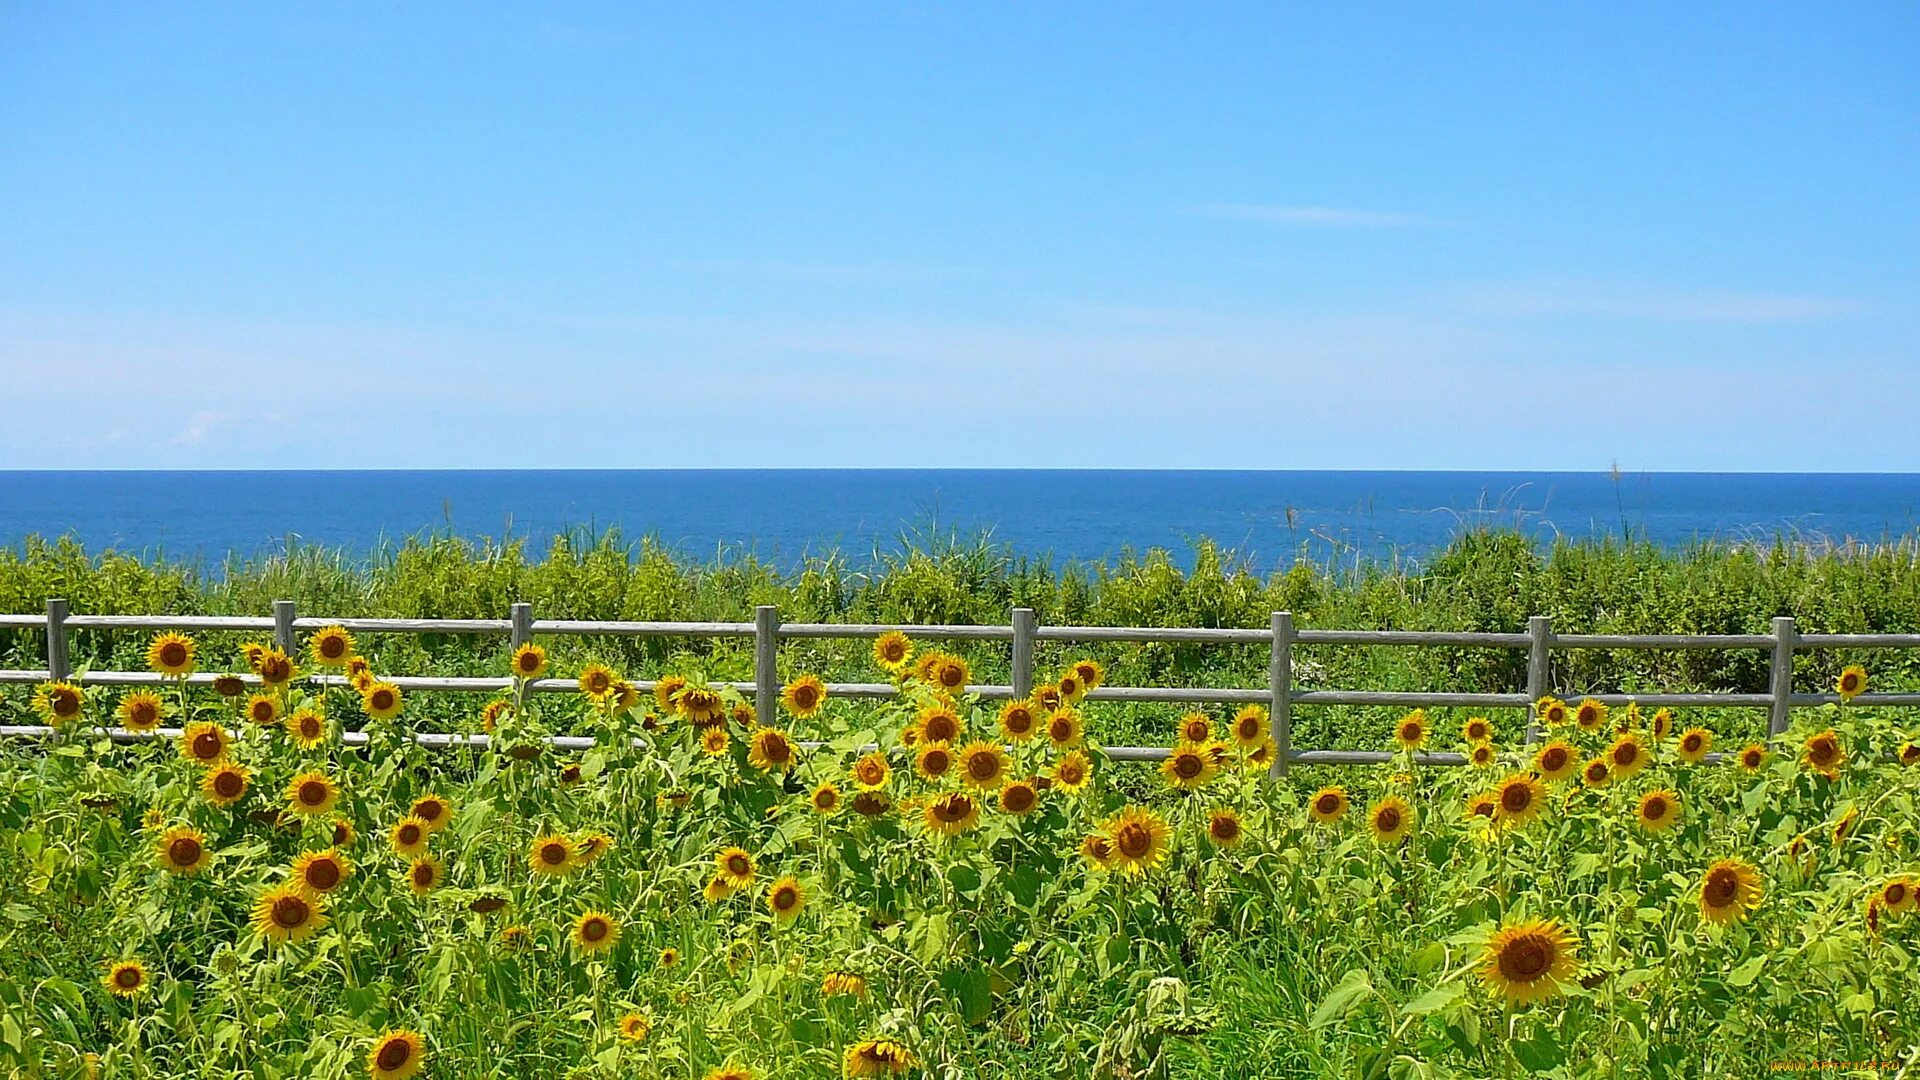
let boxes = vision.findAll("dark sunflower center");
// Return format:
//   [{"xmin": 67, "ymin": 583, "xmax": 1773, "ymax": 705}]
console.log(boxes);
[
  {"xmin": 413, "ymin": 864, "xmax": 434, "ymax": 888},
  {"xmin": 1810, "ymin": 741, "xmax": 1836, "ymax": 764},
  {"xmin": 925, "ymin": 717, "xmax": 957, "ymax": 742},
  {"xmin": 371, "ymin": 690, "xmax": 393, "ymax": 710},
  {"xmin": 1499, "ymin": 938, "xmax": 1551, "ymax": 981},
  {"xmin": 416, "ymin": 801, "xmax": 443, "ymax": 822},
  {"xmin": 934, "ymin": 796, "xmax": 971, "ymax": 822},
  {"xmin": 300, "ymin": 781, "xmax": 328, "ymax": 805},
  {"xmin": 939, "ymin": 667, "xmax": 964, "ymax": 688},
  {"xmin": 1644, "ymin": 799, "xmax": 1667, "ymax": 820},
  {"xmin": 518, "ymin": 653, "xmax": 539, "ymax": 672},
  {"xmin": 1004, "ymin": 787, "xmax": 1035, "ymax": 812},
  {"xmin": 1058, "ymin": 763, "xmax": 1084, "ymax": 784},
  {"xmin": 1542, "ymin": 748, "xmax": 1567, "ymax": 770},
  {"xmin": 1086, "ymin": 836, "xmax": 1112, "ymax": 859},
  {"xmin": 1117, "ymin": 823, "xmax": 1152, "ymax": 857},
  {"xmin": 883, "ymin": 642, "xmax": 905, "ymax": 661},
  {"xmin": 1614, "ymin": 745, "xmax": 1637, "ymax": 766},
  {"xmin": 774, "ymin": 888, "xmax": 797, "ymax": 910},
  {"xmin": 1889, "ymin": 883, "xmax": 1908, "ymax": 904},
  {"xmin": 252, "ymin": 701, "xmax": 273, "ymax": 722},
  {"xmin": 1174, "ymin": 755, "xmax": 1203, "ymax": 779},
  {"xmin": 1048, "ymin": 720, "xmax": 1072, "ymax": 741},
  {"xmin": 332, "ymin": 823, "xmax": 351, "ymax": 845},
  {"xmin": 1705, "ymin": 869, "xmax": 1739, "ymax": 906},
  {"xmin": 1211, "ymin": 817, "xmax": 1239, "ymax": 841},
  {"xmin": 116, "ymin": 967, "xmax": 141, "ymax": 987},
  {"xmin": 763, "ymin": 737, "xmax": 790, "ymax": 762},
  {"xmin": 1586, "ymin": 764, "xmax": 1608, "ymax": 781},
  {"xmin": 727, "ymin": 855, "xmax": 749, "ymax": 876},
  {"xmin": 319, "ymin": 638, "xmax": 345, "ymax": 659},
  {"xmin": 795, "ymin": 687, "xmax": 818, "ymax": 708},
  {"xmin": 273, "ymin": 895, "xmax": 310, "ymax": 928},
  {"xmin": 967, "ymin": 754, "xmax": 999, "ymax": 780},
  {"xmin": 923, "ymin": 751, "xmax": 949, "ymax": 773},
  {"xmin": 816, "ymin": 789, "xmax": 837, "ymax": 808},
  {"xmin": 1399, "ymin": 724, "xmax": 1420, "ymax": 741},
  {"xmin": 1500, "ymin": 786, "xmax": 1531, "ymax": 813},
  {"xmin": 1006, "ymin": 710, "xmax": 1032, "ymax": 733},
  {"xmin": 1375, "ymin": 808, "xmax": 1401, "ymax": 832},
  {"xmin": 215, "ymin": 771, "xmax": 244, "ymax": 797},
  {"xmin": 541, "ymin": 843, "xmax": 566, "ymax": 864},
  {"xmin": 160, "ymin": 642, "xmax": 188, "ymax": 666},
  {"xmin": 307, "ymin": 861, "xmax": 341, "ymax": 889},
  {"xmin": 1316, "ymin": 794, "xmax": 1341, "ymax": 815},
  {"xmin": 588, "ymin": 673, "xmax": 610, "ymax": 693},
  {"xmin": 194, "ymin": 732, "xmax": 223, "ymax": 758},
  {"xmin": 130, "ymin": 702, "xmax": 158, "ymax": 724},
  {"xmin": 169, "ymin": 837, "xmax": 201, "ymax": 864},
  {"xmin": 377, "ymin": 1040, "xmax": 412, "ymax": 1070}
]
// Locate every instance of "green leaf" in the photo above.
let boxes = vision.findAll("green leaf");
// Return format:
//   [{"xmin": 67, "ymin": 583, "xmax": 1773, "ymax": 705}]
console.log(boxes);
[
  {"xmin": 1726, "ymin": 955, "xmax": 1768, "ymax": 988},
  {"xmin": 1310, "ymin": 968, "xmax": 1375, "ymax": 1029},
  {"xmin": 1403, "ymin": 984, "xmax": 1464, "ymax": 1016}
]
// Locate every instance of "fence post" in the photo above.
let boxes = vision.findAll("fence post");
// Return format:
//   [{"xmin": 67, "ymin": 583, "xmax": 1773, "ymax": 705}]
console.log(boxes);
[
  {"xmin": 273, "ymin": 600, "xmax": 297, "ymax": 655},
  {"xmin": 46, "ymin": 598, "xmax": 70, "ymax": 682},
  {"xmin": 1010, "ymin": 607, "xmax": 1036, "ymax": 701},
  {"xmin": 1769, "ymin": 615, "xmax": 1796, "ymax": 739},
  {"xmin": 1524, "ymin": 615, "xmax": 1551, "ymax": 743},
  {"xmin": 509, "ymin": 603, "xmax": 533, "ymax": 649},
  {"xmin": 1267, "ymin": 611, "xmax": 1292, "ymax": 780},
  {"xmin": 755, "ymin": 605, "xmax": 780, "ymax": 725}
]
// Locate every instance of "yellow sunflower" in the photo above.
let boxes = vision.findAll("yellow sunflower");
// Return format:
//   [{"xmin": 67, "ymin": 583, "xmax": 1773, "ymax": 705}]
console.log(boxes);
[
  {"xmin": 1072, "ymin": 658, "xmax": 1105, "ymax": 690},
  {"xmin": 572, "ymin": 910, "xmax": 620, "ymax": 953},
  {"xmin": 914, "ymin": 743, "xmax": 954, "ymax": 782},
  {"xmin": 201, "ymin": 762, "xmax": 251, "ymax": 808},
  {"xmin": 1492, "ymin": 774, "xmax": 1546, "ymax": 828},
  {"xmin": 1605, "ymin": 733, "xmax": 1649, "ymax": 778},
  {"xmin": 255, "ymin": 648, "xmax": 295, "ymax": 686},
  {"xmin": 390, "ymin": 816, "xmax": 431, "ymax": 857},
  {"xmin": 852, "ymin": 750, "xmax": 891, "ymax": 790},
  {"xmin": 1032, "ymin": 685, "xmax": 1063, "ymax": 713},
  {"xmin": 1573, "ymin": 698, "xmax": 1608, "ymax": 731},
  {"xmin": 676, "ymin": 685, "xmax": 726, "ymax": 726},
  {"xmin": 1899, "ymin": 742, "xmax": 1920, "ymax": 767},
  {"xmin": 1177, "ymin": 712, "xmax": 1213, "ymax": 744},
  {"xmin": 1468, "ymin": 742, "xmax": 1497, "ymax": 768},
  {"xmin": 361, "ymin": 682, "xmax": 403, "ymax": 720},
  {"xmin": 1103, "ymin": 806, "xmax": 1171, "ymax": 876},
  {"xmin": 156, "ymin": 825, "xmax": 211, "ymax": 875},
  {"xmin": 405, "ymin": 855, "xmax": 443, "ymax": 896},
  {"xmin": 1465, "ymin": 792, "xmax": 1497, "ymax": 821},
  {"xmin": 1393, "ymin": 710, "xmax": 1428, "ymax": 750},
  {"xmin": 1836, "ymin": 664, "xmax": 1867, "ymax": 702},
  {"xmin": 659, "ymin": 946, "xmax": 681, "ymax": 968},
  {"xmin": 767, "ymin": 876, "xmax": 807, "ymax": 923},
  {"xmin": 1205, "ymin": 808, "xmax": 1245, "ymax": 848},
  {"xmin": 253, "ymin": 883, "xmax": 328, "ymax": 945},
  {"xmin": 1878, "ymin": 877, "xmax": 1916, "ymax": 914},
  {"xmin": 178, "ymin": 720, "xmax": 230, "ymax": 766},
  {"xmin": 1051, "ymin": 750, "xmax": 1092, "ymax": 794},
  {"xmin": 1368, "ymin": 795, "xmax": 1415, "ymax": 845},
  {"xmin": 1161, "ymin": 743, "xmax": 1218, "ymax": 791},
  {"xmin": 410, "ymin": 794, "xmax": 452, "ymax": 834},
  {"xmin": 956, "ymin": 741, "xmax": 1011, "ymax": 790},
  {"xmin": 930, "ymin": 654, "xmax": 970, "ymax": 694},
  {"xmin": 1803, "ymin": 730, "xmax": 1846, "ymax": 779},
  {"xmin": 509, "ymin": 642, "xmax": 548, "ymax": 680},
  {"xmin": 529, "ymin": 834, "xmax": 577, "ymax": 876},
  {"xmin": 117, "ymin": 691, "xmax": 165, "ymax": 733},
  {"xmin": 29, "ymin": 681, "xmax": 84, "ymax": 725},
  {"xmin": 781, "ymin": 674, "xmax": 827, "ymax": 718},
  {"xmin": 1230, "ymin": 705, "xmax": 1270, "ymax": 749},
  {"xmin": 747, "ymin": 728, "xmax": 797, "ymax": 773},
  {"xmin": 308, "ymin": 625, "xmax": 355, "ymax": 668},
  {"xmin": 1698, "ymin": 858, "xmax": 1764, "ymax": 924},
  {"xmin": 872, "ymin": 631, "xmax": 913, "ymax": 673},
  {"xmin": 716, "ymin": 847, "xmax": 756, "ymax": 889},
  {"xmin": 1045, "ymin": 708, "xmax": 1084, "ymax": 748},
  {"xmin": 1650, "ymin": 708, "xmax": 1674, "ymax": 742},
  {"xmin": 998, "ymin": 779, "xmax": 1040, "ymax": 815},
  {"xmin": 916, "ymin": 705, "xmax": 963, "ymax": 745},
  {"xmin": 822, "ymin": 970, "xmax": 867, "ymax": 997},
  {"xmin": 703, "ymin": 875, "xmax": 738, "ymax": 903},
  {"xmin": 286, "ymin": 771, "xmax": 339, "ymax": 817},
  {"xmin": 653, "ymin": 675, "xmax": 687, "ymax": 711},
  {"xmin": 330, "ymin": 817, "xmax": 357, "ymax": 847},
  {"xmin": 618, "ymin": 1012, "xmax": 651, "ymax": 1044},
  {"xmin": 102, "ymin": 959, "xmax": 150, "ymax": 998},
  {"xmin": 706, "ymin": 1065, "xmax": 756, "ymax": 1080},
  {"xmin": 701, "ymin": 727, "xmax": 730, "ymax": 756},
  {"xmin": 1080, "ymin": 832, "xmax": 1116, "ymax": 871},
  {"xmin": 1480, "ymin": 918, "xmax": 1580, "ymax": 1006},
  {"xmin": 577, "ymin": 663, "xmax": 618, "ymax": 702},
  {"xmin": 613, "ymin": 678, "xmax": 642, "ymax": 714},
  {"xmin": 923, "ymin": 792, "xmax": 981, "ymax": 836},
  {"xmin": 243, "ymin": 693, "xmax": 282, "ymax": 728},
  {"xmin": 367, "ymin": 1029, "xmax": 426, "ymax": 1080},
  {"xmin": 1580, "ymin": 757, "xmax": 1612, "ymax": 788},
  {"xmin": 843, "ymin": 1038, "xmax": 916, "ymax": 1077},
  {"xmin": 1675, "ymin": 727, "xmax": 1713, "ymax": 764},
  {"xmin": 578, "ymin": 831, "xmax": 614, "ymax": 864},
  {"xmin": 1307, "ymin": 786, "xmax": 1348, "ymax": 824},
  {"xmin": 1533, "ymin": 741, "xmax": 1578, "ymax": 783},
  {"xmin": 287, "ymin": 708, "xmax": 326, "ymax": 749},
  {"xmin": 145, "ymin": 631, "xmax": 197, "ymax": 677},
  {"xmin": 1534, "ymin": 696, "xmax": 1569, "ymax": 728},
  {"xmin": 1737, "ymin": 743, "xmax": 1768, "ymax": 771},
  {"xmin": 810, "ymin": 782, "xmax": 842, "ymax": 814},
  {"xmin": 1636, "ymin": 789, "xmax": 1681, "ymax": 832},
  {"xmin": 1461, "ymin": 715, "xmax": 1494, "ymax": 744},
  {"xmin": 998, "ymin": 699, "xmax": 1039, "ymax": 743},
  {"xmin": 1057, "ymin": 671, "xmax": 1086, "ymax": 703},
  {"xmin": 290, "ymin": 848, "xmax": 351, "ymax": 896}
]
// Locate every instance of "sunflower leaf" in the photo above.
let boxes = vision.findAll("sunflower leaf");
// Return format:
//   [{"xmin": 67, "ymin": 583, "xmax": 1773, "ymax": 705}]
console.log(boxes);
[{"xmin": 1309, "ymin": 968, "xmax": 1374, "ymax": 1029}]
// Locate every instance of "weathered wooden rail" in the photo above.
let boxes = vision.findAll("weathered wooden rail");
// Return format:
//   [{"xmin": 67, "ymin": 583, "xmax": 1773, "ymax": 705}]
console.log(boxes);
[{"xmin": 2, "ymin": 601, "xmax": 1910, "ymax": 775}]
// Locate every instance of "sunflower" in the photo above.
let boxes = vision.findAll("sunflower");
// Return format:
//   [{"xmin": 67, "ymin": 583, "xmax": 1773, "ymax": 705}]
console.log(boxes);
[
  {"xmin": 31, "ymin": 681, "xmax": 84, "ymax": 725},
  {"xmin": 1246, "ymin": 739, "xmax": 1278, "ymax": 770},
  {"xmin": 1803, "ymin": 730, "xmax": 1845, "ymax": 779},
  {"xmin": 530, "ymin": 834, "xmax": 577, "ymax": 876},
  {"xmin": 1176, "ymin": 712, "xmax": 1213, "ymax": 745},
  {"xmin": 659, "ymin": 946, "xmax": 681, "ymax": 968},
  {"xmin": 146, "ymin": 631, "xmax": 197, "ymax": 677},
  {"xmin": 1367, "ymin": 795, "xmax": 1415, "ymax": 844},
  {"xmin": 570, "ymin": 909, "xmax": 620, "ymax": 953},
  {"xmin": 1698, "ymin": 858, "xmax": 1764, "ymax": 924},
  {"xmin": 406, "ymin": 855, "xmax": 443, "ymax": 896},
  {"xmin": 308, "ymin": 625, "xmax": 355, "ymax": 668},
  {"xmin": 997, "ymin": 700, "xmax": 1039, "ymax": 742},
  {"xmin": 849, "ymin": 750, "xmax": 891, "ymax": 790},
  {"xmin": 957, "ymin": 741, "xmax": 1011, "ymax": 790},
  {"xmin": 915, "ymin": 705, "xmax": 963, "ymax": 745},
  {"xmin": 767, "ymin": 876, "xmax": 807, "ymax": 923},
  {"xmin": 1230, "ymin": 705, "xmax": 1270, "ymax": 749},
  {"xmin": 612, "ymin": 679, "xmax": 642, "ymax": 714},
  {"xmin": 1675, "ymin": 727, "xmax": 1712, "ymax": 764},
  {"xmin": 349, "ymin": 668, "xmax": 377, "ymax": 694},
  {"xmin": 729, "ymin": 701, "xmax": 754, "ymax": 727},
  {"xmin": 291, "ymin": 849, "xmax": 351, "ymax": 896},
  {"xmin": 1737, "ymin": 744, "xmax": 1768, "ymax": 771},
  {"xmin": 1032, "ymin": 685, "xmax": 1063, "ymax": 712},
  {"xmin": 1205, "ymin": 808, "xmax": 1245, "ymax": 848},
  {"xmin": 278, "ymin": 771, "xmax": 334, "ymax": 817},
  {"xmin": 331, "ymin": 817, "xmax": 357, "ymax": 847},
  {"xmin": 156, "ymin": 825, "xmax": 211, "ymax": 875},
  {"xmin": 915, "ymin": 744, "xmax": 954, "ymax": 782},
  {"xmin": 253, "ymin": 883, "xmax": 327, "ymax": 945},
  {"xmin": 577, "ymin": 663, "xmax": 618, "ymax": 702},
  {"xmin": 1866, "ymin": 897, "xmax": 1884, "ymax": 936},
  {"xmin": 1533, "ymin": 741, "xmax": 1578, "ymax": 783},
  {"xmin": 1465, "ymin": 792, "xmax": 1497, "ymax": 820},
  {"xmin": 1492, "ymin": 774, "xmax": 1546, "ymax": 828},
  {"xmin": 822, "ymin": 970, "xmax": 868, "ymax": 997},
  {"xmin": 578, "ymin": 831, "xmax": 614, "ymax": 864},
  {"xmin": 1832, "ymin": 806, "xmax": 1859, "ymax": 844},
  {"xmin": 1879, "ymin": 877, "xmax": 1916, "ymax": 914},
  {"xmin": 617, "ymin": 1012, "xmax": 651, "ymax": 1044},
  {"xmin": 715, "ymin": 847, "xmax": 756, "ymax": 889},
  {"xmin": 1901, "ymin": 742, "xmax": 1920, "ymax": 767},
  {"xmin": 931, "ymin": 655, "xmax": 971, "ymax": 694},
  {"xmin": 1045, "ymin": 709, "xmax": 1084, "ymax": 748},
  {"xmin": 1057, "ymin": 672, "xmax": 1086, "ymax": 703},
  {"xmin": 706, "ymin": 1066, "xmax": 756, "ymax": 1080},
  {"xmin": 1051, "ymin": 750, "xmax": 1091, "ymax": 794},
  {"xmin": 872, "ymin": 631, "xmax": 914, "ymax": 673},
  {"xmin": 179, "ymin": 721, "xmax": 231, "ymax": 766},
  {"xmin": 700, "ymin": 727, "xmax": 730, "ymax": 756},
  {"xmin": 102, "ymin": 959, "xmax": 149, "ymax": 998},
  {"xmin": 748, "ymin": 728, "xmax": 797, "ymax": 773},
  {"xmin": 388, "ymin": 816, "xmax": 430, "ymax": 857},
  {"xmin": 1072, "ymin": 658, "xmax": 1105, "ymax": 690},
  {"xmin": 1161, "ymin": 743, "xmax": 1218, "ymax": 791},
  {"xmin": 362, "ymin": 682, "xmax": 403, "ymax": 720},
  {"xmin": 653, "ymin": 675, "xmax": 687, "ymax": 711},
  {"xmin": 281, "ymin": 710, "xmax": 324, "ymax": 751},
  {"xmin": 1573, "ymin": 698, "xmax": 1608, "ymax": 731},
  {"xmin": 1461, "ymin": 716, "xmax": 1493, "ymax": 744},
  {"xmin": 1534, "ymin": 696, "xmax": 1569, "ymax": 728},
  {"xmin": 1468, "ymin": 742, "xmax": 1497, "ymax": 768},
  {"xmin": 498, "ymin": 641, "xmax": 548, "ymax": 680},
  {"xmin": 116, "ymin": 691, "xmax": 164, "ymax": 733},
  {"xmin": 782, "ymin": 675, "xmax": 827, "ymax": 718},
  {"xmin": 1080, "ymin": 832, "xmax": 1116, "ymax": 871},
  {"xmin": 235, "ymin": 693, "xmax": 280, "ymax": 729},
  {"xmin": 1649, "ymin": 708, "xmax": 1673, "ymax": 742},
  {"xmin": 201, "ymin": 762, "xmax": 251, "ymax": 807},
  {"xmin": 1836, "ymin": 664, "xmax": 1867, "ymax": 702},
  {"xmin": 810, "ymin": 782, "xmax": 842, "ymax": 814},
  {"xmin": 677, "ymin": 685, "xmax": 726, "ymax": 726},
  {"xmin": 211, "ymin": 674, "xmax": 246, "ymax": 697},
  {"xmin": 1580, "ymin": 757, "xmax": 1612, "ymax": 788},
  {"xmin": 1636, "ymin": 790, "xmax": 1681, "ymax": 832},
  {"xmin": 498, "ymin": 925, "xmax": 531, "ymax": 950},
  {"xmin": 844, "ymin": 1038, "xmax": 916, "ymax": 1077},
  {"xmin": 256, "ymin": 648, "xmax": 295, "ymax": 686},
  {"xmin": 366, "ymin": 1029, "xmax": 425, "ymax": 1080},
  {"xmin": 1393, "ymin": 710, "xmax": 1428, "ymax": 750},
  {"xmin": 923, "ymin": 792, "xmax": 981, "ymax": 836},
  {"xmin": 1103, "ymin": 806, "xmax": 1171, "ymax": 876},
  {"xmin": 1307, "ymin": 786, "xmax": 1348, "ymax": 824},
  {"xmin": 999, "ymin": 780, "xmax": 1039, "ymax": 815},
  {"xmin": 1600, "ymin": 733, "xmax": 1647, "ymax": 778},
  {"xmin": 1480, "ymin": 918, "xmax": 1581, "ymax": 1006},
  {"xmin": 407, "ymin": 794, "xmax": 451, "ymax": 834}
]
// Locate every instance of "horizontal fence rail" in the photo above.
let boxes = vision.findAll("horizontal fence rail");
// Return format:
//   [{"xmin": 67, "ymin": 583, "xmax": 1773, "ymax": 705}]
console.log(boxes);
[{"xmin": 0, "ymin": 601, "xmax": 1907, "ymax": 775}]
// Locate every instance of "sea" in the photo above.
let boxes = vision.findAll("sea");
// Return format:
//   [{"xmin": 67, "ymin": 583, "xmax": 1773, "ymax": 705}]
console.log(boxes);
[{"xmin": 2, "ymin": 470, "xmax": 1918, "ymax": 571}]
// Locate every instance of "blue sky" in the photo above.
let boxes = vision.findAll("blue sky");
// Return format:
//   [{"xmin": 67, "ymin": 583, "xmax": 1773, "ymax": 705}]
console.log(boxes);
[{"xmin": 2, "ymin": 4, "xmax": 1916, "ymax": 470}]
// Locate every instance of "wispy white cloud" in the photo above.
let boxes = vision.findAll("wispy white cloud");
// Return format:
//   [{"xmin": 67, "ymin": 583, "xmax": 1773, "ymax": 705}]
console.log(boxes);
[
  {"xmin": 1446, "ymin": 282, "xmax": 1867, "ymax": 323},
  {"xmin": 1190, "ymin": 203, "xmax": 1450, "ymax": 228}
]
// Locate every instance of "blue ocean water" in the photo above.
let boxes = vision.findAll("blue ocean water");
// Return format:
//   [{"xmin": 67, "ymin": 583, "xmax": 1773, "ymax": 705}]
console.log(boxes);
[{"xmin": 2, "ymin": 470, "xmax": 1918, "ymax": 570}]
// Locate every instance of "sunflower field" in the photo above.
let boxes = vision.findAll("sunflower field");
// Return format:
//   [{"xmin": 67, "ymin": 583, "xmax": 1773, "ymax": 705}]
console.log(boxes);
[{"xmin": 3, "ymin": 620, "xmax": 1920, "ymax": 1079}]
